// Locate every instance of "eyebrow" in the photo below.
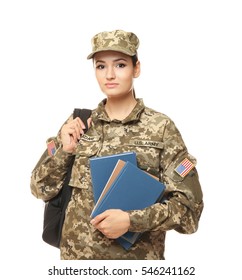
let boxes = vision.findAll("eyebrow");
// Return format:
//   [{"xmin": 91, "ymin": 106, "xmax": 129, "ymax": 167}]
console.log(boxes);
[{"xmin": 95, "ymin": 58, "xmax": 128, "ymax": 64}]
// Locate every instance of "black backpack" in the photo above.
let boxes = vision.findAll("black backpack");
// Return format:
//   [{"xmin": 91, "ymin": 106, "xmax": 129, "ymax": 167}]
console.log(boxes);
[{"xmin": 42, "ymin": 108, "xmax": 92, "ymax": 248}]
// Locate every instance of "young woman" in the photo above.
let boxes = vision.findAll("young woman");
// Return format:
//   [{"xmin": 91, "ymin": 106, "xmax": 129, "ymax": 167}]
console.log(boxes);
[{"xmin": 30, "ymin": 30, "xmax": 204, "ymax": 260}]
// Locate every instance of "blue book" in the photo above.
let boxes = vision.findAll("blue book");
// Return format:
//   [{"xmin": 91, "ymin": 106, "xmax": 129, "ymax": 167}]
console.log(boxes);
[
  {"xmin": 90, "ymin": 160, "xmax": 166, "ymax": 249},
  {"xmin": 116, "ymin": 236, "xmax": 134, "ymax": 250},
  {"xmin": 90, "ymin": 152, "xmax": 137, "ymax": 203}
]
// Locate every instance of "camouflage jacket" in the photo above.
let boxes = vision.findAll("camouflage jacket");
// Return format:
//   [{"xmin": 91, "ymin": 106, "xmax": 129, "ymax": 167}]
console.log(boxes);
[{"xmin": 30, "ymin": 98, "xmax": 203, "ymax": 260}]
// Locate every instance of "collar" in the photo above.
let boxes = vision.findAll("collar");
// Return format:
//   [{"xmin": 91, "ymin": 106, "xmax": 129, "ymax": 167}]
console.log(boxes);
[{"xmin": 93, "ymin": 98, "xmax": 145, "ymax": 124}]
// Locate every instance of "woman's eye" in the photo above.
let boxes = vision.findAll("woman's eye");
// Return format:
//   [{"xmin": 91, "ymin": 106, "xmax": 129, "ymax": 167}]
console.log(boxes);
[
  {"xmin": 96, "ymin": 65, "xmax": 105, "ymax": 70},
  {"xmin": 116, "ymin": 63, "xmax": 126, "ymax": 68}
]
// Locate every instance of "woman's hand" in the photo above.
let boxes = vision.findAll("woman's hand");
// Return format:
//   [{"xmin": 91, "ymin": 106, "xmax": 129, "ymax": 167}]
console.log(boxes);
[
  {"xmin": 90, "ymin": 209, "xmax": 130, "ymax": 239},
  {"xmin": 60, "ymin": 117, "xmax": 91, "ymax": 153}
]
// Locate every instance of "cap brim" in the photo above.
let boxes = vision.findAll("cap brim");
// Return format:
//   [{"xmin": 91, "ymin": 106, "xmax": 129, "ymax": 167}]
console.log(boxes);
[{"xmin": 87, "ymin": 47, "xmax": 136, "ymax": 59}]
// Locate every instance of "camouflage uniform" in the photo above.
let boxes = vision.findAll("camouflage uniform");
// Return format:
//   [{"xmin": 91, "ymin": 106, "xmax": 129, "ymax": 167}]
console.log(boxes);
[{"xmin": 31, "ymin": 98, "xmax": 203, "ymax": 260}]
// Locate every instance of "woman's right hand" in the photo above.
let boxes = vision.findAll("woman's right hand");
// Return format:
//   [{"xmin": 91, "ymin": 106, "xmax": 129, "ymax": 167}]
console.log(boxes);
[{"xmin": 60, "ymin": 117, "xmax": 91, "ymax": 153}]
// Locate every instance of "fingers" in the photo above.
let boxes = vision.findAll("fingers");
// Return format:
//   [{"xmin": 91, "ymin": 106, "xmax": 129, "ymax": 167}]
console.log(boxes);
[
  {"xmin": 70, "ymin": 117, "xmax": 86, "ymax": 140},
  {"xmin": 87, "ymin": 117, "xmax": 92, "ymax": 128},
  {"xmin": 74, "ymin": 116, "xmax": 92, "ymax": 137},
  {"xmin": 60, "ymin": 116, "xmax": 92, "ymax": 153},
  {"xmin": 90, "ymin": 212, "xmax": 106, "ymax": 226},
  {"xmin": 64, "ymin": 117, "xmax": 87, "ymax": 141},
  {"xmin": 91, "ymin": 215, "xmax": 113, "ymax": 238},
  {"xmin": 90, "ymin": 210, "xmax": 130, "ymax": 239}
]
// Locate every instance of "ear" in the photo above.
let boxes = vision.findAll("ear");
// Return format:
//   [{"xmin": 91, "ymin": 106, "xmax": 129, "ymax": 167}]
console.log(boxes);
[{"xmin": 133, "ymin": 60, "xmax": 141, "ymax": 78}]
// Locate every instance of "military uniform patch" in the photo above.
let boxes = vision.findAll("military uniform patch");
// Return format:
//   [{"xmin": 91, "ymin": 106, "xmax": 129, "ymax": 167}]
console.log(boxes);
[
  {"xmin": 47, "ymin": 140, "xmax": 56, "ymax": 156},
  {"xmin": 175, "ymin": 158, "xmax": 195, "ymax": 177}
]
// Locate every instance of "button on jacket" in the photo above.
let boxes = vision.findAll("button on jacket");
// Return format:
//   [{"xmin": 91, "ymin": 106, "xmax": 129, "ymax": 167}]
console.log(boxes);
[{"xmin": 30, "ymin": 99, "xmax": 203, "ymax": 260}]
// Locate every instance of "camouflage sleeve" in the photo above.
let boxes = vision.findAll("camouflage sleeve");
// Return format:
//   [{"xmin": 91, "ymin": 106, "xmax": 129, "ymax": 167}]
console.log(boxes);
[
  {"xmin": 30, "ymin": 116, "xmax": 74, "ymax": 201},
  {"xmin": 128, "ymin": 119, "xmax": 204, "ymax": 234}
]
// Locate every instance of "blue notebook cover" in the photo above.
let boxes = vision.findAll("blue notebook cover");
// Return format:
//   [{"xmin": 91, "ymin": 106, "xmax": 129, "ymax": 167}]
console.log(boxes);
[
  {"xmin": 91, "ymin": 160, "xmax": 166, "ymax": 249},
  {"xmin": 90, "ymin": 152, "xmax": 137, "ymax": 203},
  {"xmin": 116, "ymin": 236, "xmax": 133, "ymax": 250}
]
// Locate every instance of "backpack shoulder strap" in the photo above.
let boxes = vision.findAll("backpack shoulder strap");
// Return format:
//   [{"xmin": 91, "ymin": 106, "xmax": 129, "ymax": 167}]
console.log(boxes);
[
  {"xmin": 60, "ymin": 108, "xmax": 92, "ymax": 207},
  {"xmin": 73, "ymin": 108, "xmax": 92, "ymax": 134}
]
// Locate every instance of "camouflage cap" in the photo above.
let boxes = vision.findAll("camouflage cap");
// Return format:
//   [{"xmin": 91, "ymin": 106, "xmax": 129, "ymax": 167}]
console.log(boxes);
[{"xmin": 87, "ymin": 29, "xmax": 139, "ymax": 59}]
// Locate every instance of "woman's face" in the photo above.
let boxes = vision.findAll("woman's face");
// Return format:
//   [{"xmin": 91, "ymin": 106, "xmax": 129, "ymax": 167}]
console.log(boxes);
[{"xmin": 93, "ymin": 51, "xmax": 140, "ymax": 98}]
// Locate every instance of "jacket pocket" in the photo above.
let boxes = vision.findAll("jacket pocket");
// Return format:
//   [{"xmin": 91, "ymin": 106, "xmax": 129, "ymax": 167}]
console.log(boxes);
[
  {"xmin": 127, "ymin": 139, "xmax": 164, "ymax": 177},
  {"xmin": 69, "ymin": 135, "xmax": 101, "ymax": 189}
]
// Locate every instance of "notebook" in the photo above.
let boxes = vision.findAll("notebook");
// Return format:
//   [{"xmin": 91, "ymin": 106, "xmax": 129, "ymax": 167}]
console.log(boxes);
[
  {"xmin": 89, "ymin": 152, "xmax": 137, "ymax": 203},
  {"xmin": 91, "ymin": 160, "xmax": 166, "ymax": 249}
]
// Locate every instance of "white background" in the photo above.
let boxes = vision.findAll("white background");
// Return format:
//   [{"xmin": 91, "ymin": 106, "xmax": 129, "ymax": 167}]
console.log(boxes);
[{"xmin": 0, "ymin": 0, "xmax": 241, "ymax": 279}]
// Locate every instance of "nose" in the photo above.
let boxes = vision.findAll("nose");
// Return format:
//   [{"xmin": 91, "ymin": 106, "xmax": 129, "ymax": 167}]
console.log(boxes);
[{"xmin": 106, "ymin": 66, "xmax": 115, "ymax": 80}]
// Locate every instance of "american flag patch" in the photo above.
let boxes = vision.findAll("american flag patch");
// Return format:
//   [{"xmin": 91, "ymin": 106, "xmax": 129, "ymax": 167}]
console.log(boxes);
[
  {"xmin": 47, "ymin": 140, "xmax": 56, "ymax": 156},
  {"xmin": 175, "ymin": 158, "xmax": 195, "ymax": 177}
]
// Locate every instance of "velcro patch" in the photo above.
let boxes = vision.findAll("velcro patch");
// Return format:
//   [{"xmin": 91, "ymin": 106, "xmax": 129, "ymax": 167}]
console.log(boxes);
[
  {"xmin": 47, "ymin": 140, "xmax": 56, "ymax": 156},
  {"xmin": 175, "ymin": 158, "xmax": 195, "ymax": 177}
]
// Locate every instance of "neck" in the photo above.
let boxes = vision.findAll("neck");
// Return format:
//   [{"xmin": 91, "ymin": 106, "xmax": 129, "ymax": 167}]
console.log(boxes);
[{"xmin": 105, "ymin": 92, "xmax": 137, "ymax": 121}]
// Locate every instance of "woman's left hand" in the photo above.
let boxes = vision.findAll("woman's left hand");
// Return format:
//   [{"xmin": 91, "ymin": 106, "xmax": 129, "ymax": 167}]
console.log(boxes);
[{"xmin": 90, "ymin": 209, "xmax": 130, "ymax": 239}]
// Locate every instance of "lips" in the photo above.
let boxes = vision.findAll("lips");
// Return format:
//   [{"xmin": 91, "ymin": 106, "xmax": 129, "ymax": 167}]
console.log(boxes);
[{"xmin": 105, "ymin": 83, "xmax": 119, "ymax": 88}]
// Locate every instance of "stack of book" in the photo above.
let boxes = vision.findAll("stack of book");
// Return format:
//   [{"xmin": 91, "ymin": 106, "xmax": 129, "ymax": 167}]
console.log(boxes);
[{"xmin": 89, "ymin": 152, "xmax": 165, "ymax": 249}]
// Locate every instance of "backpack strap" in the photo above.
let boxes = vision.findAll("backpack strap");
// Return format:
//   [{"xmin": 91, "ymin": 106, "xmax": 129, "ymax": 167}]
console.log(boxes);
[
  {"xmin": 73, "ymin": 108, "xmax": 92, "ymax": 134},
  {"xmin": 59, "ymin": 109, "xmax": 92, "ymax": 227},
  {"xmin": 62, "ymin": 108, "xmax": 92, "ymax": 189}
]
